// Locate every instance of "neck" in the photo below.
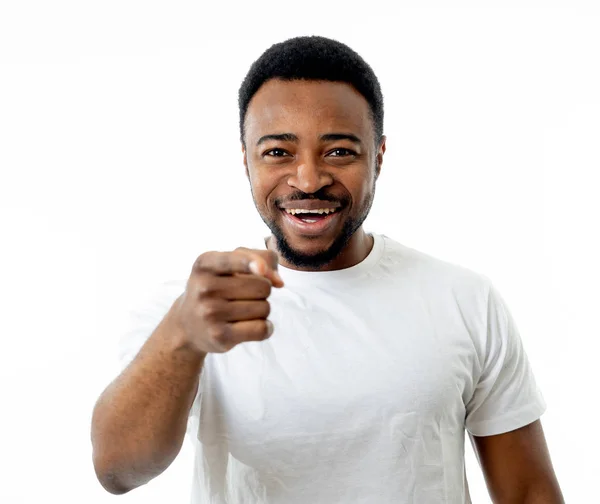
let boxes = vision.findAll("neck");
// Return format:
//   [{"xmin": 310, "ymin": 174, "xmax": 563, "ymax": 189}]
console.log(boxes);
[{"xmin": 266, "ymin": 228, "xmax": 374, "ymax": 272}]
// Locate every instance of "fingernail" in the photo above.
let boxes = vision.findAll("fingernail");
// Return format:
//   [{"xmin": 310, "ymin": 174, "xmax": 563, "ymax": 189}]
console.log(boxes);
[
  {"xmin": 249, "ymin": 261, "xmax": 261, "ymax": 275},
  {"xmin": 266, "ymin": 320, "xmax": 274, "ymax": 336}
]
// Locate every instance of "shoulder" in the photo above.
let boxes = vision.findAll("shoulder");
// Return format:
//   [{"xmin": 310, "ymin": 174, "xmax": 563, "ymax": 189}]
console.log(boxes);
[
  {"xmin": 139, "ymin": 278, "xmax": 187, "ymax": 309},
  {"xmin": 122, "ymin": 278, "xmax": 188, "ymax": 333},
  {"xmin": 379, "ymin": 234, "xmax": 493, "ymax": 297}
]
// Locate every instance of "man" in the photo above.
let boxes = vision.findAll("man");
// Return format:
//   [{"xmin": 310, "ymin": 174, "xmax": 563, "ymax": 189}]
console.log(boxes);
[{"xmin": 91, "ymin": 36, "xmax": 564, "ymax": 503}]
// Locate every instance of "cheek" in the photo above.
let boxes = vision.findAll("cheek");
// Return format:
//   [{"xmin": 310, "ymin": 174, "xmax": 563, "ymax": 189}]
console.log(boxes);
[
  {"xmin": 249, "ymin": 176, "xmax": 277, "ymax": 211},
  {"xmin": 352, "ymin": 179, "xmax": 375, "ymax": 204}
]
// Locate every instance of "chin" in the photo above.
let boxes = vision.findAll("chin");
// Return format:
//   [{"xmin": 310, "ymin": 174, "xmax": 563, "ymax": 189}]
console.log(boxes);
[{"xmin": 270, "ymin": 220, "xmax": 357, "ymax": 269}]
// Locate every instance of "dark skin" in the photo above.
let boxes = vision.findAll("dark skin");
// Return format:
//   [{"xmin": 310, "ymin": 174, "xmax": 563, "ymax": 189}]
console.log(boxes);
[
  {"xmin": 243, "ymin": 78, "xmax": 385, "ymax": 271},
  {"xmin": 242, "ymin": 79, "xmax": 564, "ymax": 503},
  {"xmin": 92, "ymin": 78, "xmax": 563, "ymax": 498},
  {"xmin": 473, "ymin": 420, "xmax": 564, "ymax": 503}
]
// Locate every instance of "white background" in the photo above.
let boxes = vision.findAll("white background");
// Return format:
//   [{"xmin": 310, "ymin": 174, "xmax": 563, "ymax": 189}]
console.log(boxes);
[{"xmin": 1, "ymin": 1, "xmax": 598, "ymax": 502}]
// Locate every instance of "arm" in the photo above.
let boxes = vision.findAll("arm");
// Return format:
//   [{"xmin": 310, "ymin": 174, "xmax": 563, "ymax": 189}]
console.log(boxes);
[
  {"xmin": 91, "ymin": 299, "xmax": 205, "ymax": 494},
  {"xmin": 91, "ymin": 248, "xmax": 282, "ymax": 494},
  {"xmin": 472, "ymin": 420, "xmax": 564, "ymax": 503}
]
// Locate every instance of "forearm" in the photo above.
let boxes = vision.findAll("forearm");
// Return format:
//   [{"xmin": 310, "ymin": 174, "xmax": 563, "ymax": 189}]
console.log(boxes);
[
  {"xmin": 91, "ymin": 304, "xmax": 205, "ymax": 494},
  {"xmin": 521, "ymin": 481, "xmax": 565, "ymax": 504}
]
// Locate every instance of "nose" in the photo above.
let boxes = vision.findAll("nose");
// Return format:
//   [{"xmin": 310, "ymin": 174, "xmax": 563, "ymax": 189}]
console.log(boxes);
[{"xmin": 287, "ymin": 159, "xmax": 334, "ymax": 194}]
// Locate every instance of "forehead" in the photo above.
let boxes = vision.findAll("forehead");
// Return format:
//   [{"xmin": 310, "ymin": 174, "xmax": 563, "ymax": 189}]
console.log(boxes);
[{"xmin": 244, "ymin": 79, "xmax": 373, "ymax": 143}]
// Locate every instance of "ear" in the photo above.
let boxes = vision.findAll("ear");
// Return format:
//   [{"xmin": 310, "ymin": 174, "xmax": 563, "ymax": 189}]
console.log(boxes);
[
  {"xmin": 242, "ymin": 143, "xmax": 249, "ymax": 179},
  {"xmin": 375, "ymin": 135, "xmax": 386, "ymax": 180}
]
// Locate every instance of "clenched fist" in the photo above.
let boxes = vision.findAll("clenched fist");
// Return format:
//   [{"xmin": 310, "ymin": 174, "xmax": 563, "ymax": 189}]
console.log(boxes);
[{"xmin": 168, "ymin": 247, "xmax": 284, "ymax": 355}]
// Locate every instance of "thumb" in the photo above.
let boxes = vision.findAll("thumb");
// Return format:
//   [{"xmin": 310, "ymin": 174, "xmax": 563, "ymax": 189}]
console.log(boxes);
[{"xmin": 236, "ymin": 248, "xmax": 284, "ymax": 287}]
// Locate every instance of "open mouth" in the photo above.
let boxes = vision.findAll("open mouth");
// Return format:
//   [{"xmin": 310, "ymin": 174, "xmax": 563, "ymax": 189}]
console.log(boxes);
[
  {"xmin": 283, "ymin": 207, "xmax": 339, "ymax": 222},
  {"xmin": 279, "ymin": 206, "xmax": 343, "ymax": 235}
]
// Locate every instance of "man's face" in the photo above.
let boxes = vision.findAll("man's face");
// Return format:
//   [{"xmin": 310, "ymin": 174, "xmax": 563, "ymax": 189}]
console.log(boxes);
[{"xmin": 243, "ymin": 79, "xmax": 385, "ymax": 269}]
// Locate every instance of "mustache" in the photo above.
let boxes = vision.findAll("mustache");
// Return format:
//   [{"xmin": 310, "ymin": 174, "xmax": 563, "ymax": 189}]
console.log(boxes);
[{"xmin": 276, "ymin": 189, "xmax": 348, "ymax": 207}]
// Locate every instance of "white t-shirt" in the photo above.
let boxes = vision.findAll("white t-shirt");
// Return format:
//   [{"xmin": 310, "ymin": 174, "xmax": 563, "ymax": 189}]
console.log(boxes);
[{"xmin": 118, "ymin": 232, "xmax": 546, "ymax": 504}]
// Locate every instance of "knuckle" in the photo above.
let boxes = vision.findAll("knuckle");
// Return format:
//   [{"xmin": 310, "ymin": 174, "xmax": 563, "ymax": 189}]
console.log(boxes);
[
  {"xmin": 193, "ymin": 251, "xmax": 213, "ymax": 271},
  {"xmin": 207, "ymin": 324, "xmax": 229, "ymax": 347},
  {"xmin": 214, "ymin": 252, "xmax": 233, "ymax": 272},
  {"xmin": 195, "ymin": 276, "xmax": 217, "ymax": 298},
  {"xmin": 198, "ymin": 299, "xmax": 222, "ymax": 321}
]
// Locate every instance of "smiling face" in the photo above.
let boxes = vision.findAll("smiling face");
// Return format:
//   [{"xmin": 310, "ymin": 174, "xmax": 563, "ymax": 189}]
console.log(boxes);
[{"xmin": 243, "ymin": 79, "xmax": 386, "ymax": 271}]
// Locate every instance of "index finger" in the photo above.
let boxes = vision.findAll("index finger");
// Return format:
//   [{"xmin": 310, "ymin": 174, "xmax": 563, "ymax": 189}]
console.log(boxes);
[
  {"xmin": 193, "ymin": 250, "xmax": 284, "ymax": 287},
  {"xmin": 236, "ymin": 248, "xmax": 284, "ymax": 288}
]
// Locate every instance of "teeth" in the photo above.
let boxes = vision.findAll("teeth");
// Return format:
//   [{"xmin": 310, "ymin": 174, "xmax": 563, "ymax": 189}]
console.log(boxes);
[{"xmin": 285, "ymin": 208, "xmax": 337, "ymax": 216}]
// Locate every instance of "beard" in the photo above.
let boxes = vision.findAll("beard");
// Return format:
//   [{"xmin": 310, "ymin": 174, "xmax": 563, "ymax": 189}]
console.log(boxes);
[{"xmin": 255, "ymin": 185, "xmax": 376, "ymax": 269}]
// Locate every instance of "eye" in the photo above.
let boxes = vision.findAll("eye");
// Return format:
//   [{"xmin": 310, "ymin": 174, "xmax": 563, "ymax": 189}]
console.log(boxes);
[
  {"xmin": 327, "ymin": 148, "xmax": 356, "ymax": 157},
  {"xmin": 264, "ymin": 148, "xmax": 289, "ymax": 157}
]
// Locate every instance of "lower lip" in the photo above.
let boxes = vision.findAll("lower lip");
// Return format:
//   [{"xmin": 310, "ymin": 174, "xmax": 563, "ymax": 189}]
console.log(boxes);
[{"xmin": 280, "ymin": 209, "xmax": 342, "ymax": 236}]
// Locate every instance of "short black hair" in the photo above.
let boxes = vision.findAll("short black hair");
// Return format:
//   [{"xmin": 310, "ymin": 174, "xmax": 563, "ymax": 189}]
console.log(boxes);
[{"xmin": 238, "ymin": 35, "xmax": 384, "ymax": 146}]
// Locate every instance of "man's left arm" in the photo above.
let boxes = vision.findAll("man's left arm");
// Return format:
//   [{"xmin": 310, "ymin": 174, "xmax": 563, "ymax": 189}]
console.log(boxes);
[{"xmin": 472, "ymin": 419, "xmax": 564, "ymax": 503}]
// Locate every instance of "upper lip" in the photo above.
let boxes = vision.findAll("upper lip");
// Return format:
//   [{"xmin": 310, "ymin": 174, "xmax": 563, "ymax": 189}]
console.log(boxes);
[{"xmin": 279, "ymin": 200, "xmax": 342, "ymax": 210}]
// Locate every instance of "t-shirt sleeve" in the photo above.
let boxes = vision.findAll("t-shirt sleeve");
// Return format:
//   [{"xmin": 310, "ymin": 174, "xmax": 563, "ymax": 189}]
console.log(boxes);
[
  {"xmin": 117, "ymin": 279, "xmax": 187, "ymax": 372},
  {"xmin": 465, "ymin": 283, "xmax": 546, "ymax": 437},
  {"xmin": 116, "ymin": 279, "xmax": 203, "ymax": 425}
]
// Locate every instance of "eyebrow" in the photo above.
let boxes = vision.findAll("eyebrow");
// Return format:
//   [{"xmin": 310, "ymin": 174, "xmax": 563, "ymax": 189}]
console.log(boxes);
[
  {"xmin": 256, "ymin": 133, "xmax": 298, "ymax": 146},
  {"xmin": 320, "ymin": 133, "xmax": 362, "ymax": 145},
  {"xmin": 256, "ymin": 133, "xmax": 363, "ymax": 147}
]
